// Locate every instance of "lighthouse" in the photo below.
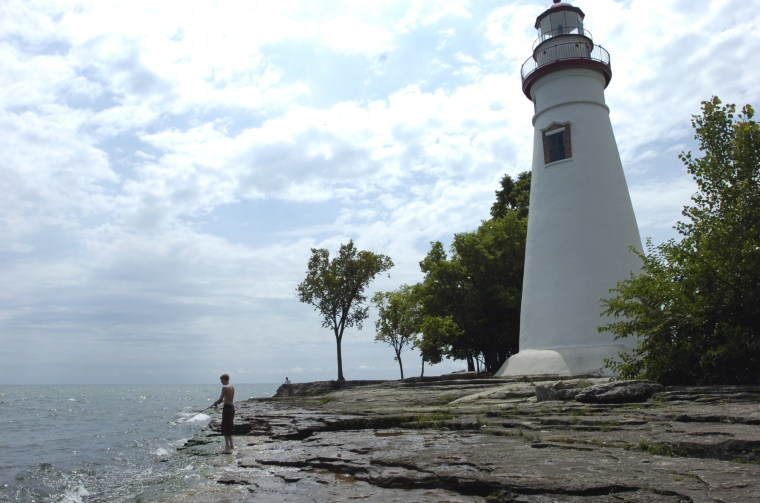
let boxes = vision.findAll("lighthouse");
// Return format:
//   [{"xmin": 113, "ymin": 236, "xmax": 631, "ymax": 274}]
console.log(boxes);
[{"xmin": 496, "ymin": 0, "xmax": 643, "ymax": 376}]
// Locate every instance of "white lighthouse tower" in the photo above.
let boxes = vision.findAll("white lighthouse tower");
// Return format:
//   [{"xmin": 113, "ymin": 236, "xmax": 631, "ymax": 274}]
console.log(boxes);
[{"xmin": 497, "ymin": 0, "xmax": 643, "ymax": 377}]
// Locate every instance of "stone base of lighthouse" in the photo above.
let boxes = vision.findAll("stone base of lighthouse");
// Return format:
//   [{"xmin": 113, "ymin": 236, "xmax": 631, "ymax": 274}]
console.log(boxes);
[{"xmin": 495, "ymin": 344, "xmax": 631, "ymax": 377}]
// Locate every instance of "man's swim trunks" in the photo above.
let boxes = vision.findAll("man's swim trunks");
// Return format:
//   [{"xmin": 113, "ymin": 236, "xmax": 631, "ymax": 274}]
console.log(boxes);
[{"xmin": 221, "ymin": 404, "xmax": 235, "ymax": 436}]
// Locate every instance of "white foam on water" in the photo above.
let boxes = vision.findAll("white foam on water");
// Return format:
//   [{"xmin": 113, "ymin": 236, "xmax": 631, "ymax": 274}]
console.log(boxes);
[
  {"xmin": 153, "ymin": 447, "xmax": 171, "ymax": 458},
  {"xmin": 186, "ymin": 413, "xmax": 211, "ymax": 423},
  {"xmin": 57, "ymin": 481, "xmax": 90, "ymax": 503}
]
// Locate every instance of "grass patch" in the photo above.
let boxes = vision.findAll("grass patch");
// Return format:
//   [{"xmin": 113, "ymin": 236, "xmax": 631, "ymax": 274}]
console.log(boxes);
[
  {"xmin": 404, "ymin": 411, "xmax": 455, "ymax": 429},
  {"xmin": 598, "ymin": 421, "xmax": 615, "ymax": 432},
  {"xmin": 490, "ymin": 428, "xmax": 540, "ymax": 442},
  {"xmin": 568, "ymin": 407, "xmax": 592, "ymax": 417},
  {"xmin": 631, "ymin": 440, "xmax": 676, "ymax": 457}
]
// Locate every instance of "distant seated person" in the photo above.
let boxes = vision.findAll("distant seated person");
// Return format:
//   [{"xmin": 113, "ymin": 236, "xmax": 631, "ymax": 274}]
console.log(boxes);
[{"xmin": 284, "ymin": 377, "xmax": 291, "ymax": 385}]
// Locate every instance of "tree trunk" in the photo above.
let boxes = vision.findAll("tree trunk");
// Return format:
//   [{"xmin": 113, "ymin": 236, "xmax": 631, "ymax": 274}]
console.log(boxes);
[
  {"xmin": 420, "ymin": 358, "xmax": 425, "ymax": 378},
  {"xmin": 396, "ymin": 350, "xmax": 404, "ymax": 380},
  {"xmin": 335, "ymin": 334, "xmax": 345, "ymax": 381},
  {"xmin": 467, "ymin": 354, "xmax": 475, "ymax": 372}
]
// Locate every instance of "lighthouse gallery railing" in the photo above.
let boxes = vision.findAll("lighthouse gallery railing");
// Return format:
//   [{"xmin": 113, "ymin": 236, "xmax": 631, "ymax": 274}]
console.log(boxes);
[{"xmin": 521, "ymin": 42, "xmax": 611, "ymax": 82}]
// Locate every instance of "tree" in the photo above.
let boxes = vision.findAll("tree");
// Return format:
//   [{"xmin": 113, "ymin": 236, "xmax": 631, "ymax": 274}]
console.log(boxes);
[
  {"xmin": 415, "ymin": 314, "xmax": 461, "ymax": 377},
  {"xmin": 297, "ymin": 240, "xmax": 394, "ymax": 381},
  {"xmin": 601, "ymin": 97, "xmax": 760, "ymax": 384},
  {"xmin": 372, "ymin": 285, "xmax": 420, "ymax": 379},
  {"xmin": 491, "ymin": 171, "xmax": 531, "ymax": 219},
  {"xmin": 452, "ymin": 213, "xmax": 526, "ymax": 371},
  {"xmin": 373, "ymin": 281, "xmax": 462, "ymax": 378},
  {"xmin": 411, "ymin": 172, "xmax": 530, "ymax": 374},
  {"xmin": 416, "ymin": 241, "xmax": 471, "ymax": 367}
]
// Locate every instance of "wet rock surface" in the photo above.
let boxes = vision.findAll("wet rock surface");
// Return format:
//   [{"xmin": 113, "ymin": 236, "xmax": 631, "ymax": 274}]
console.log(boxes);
[{"xmin": 192, "ymin": 375, "xmax": 760, "ymax": 502}]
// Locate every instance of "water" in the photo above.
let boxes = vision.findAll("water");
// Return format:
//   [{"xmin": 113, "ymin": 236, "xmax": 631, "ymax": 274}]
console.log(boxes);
[{"xmin": 0, "ymin": 384, "xmax": 279, "ymax": 502}]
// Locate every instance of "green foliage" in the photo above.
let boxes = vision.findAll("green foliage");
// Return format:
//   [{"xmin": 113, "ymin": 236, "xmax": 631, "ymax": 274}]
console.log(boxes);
[
  {"xmin": 491, "ymin": 171, "xmax": 531, "ymax": 219},
  {"xmin": 454, "ymin": 214, "xmax": 526, "ymax": 371},
  {"xmin": 297, "ymin": 240, "xmax": 393, "ymax": 381},
  {"xmin": 416, "ymin": 314, "xmax": 462, "ymax": 370},
  {"xmin": 372, "ymin": 285, "xmax": 421, "ymax": 379},
  {"xmin": 416, "ymin": 182, "xmax": 528, "ymax": 373},
  {"xmin": 601, "ymin": 97, "xmax": 760, "ymax": 385}
]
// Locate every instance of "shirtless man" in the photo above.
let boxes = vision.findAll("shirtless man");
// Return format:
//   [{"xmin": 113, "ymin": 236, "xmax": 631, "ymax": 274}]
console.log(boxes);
[{"xmin": 213, "ymin": 373, "xmax": 235, "ymax": 452}]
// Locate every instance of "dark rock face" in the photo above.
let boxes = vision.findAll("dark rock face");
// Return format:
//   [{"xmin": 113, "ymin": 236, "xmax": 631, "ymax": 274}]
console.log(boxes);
[
  {"xmin": 188, "ymin": 376, "xmax": 760, "ymax": 502},
  {"xmin": 575, "ymin": 380, "xmax": 665, "ymax": 403},
  {"xmin": 273, "ymin": 379, "xmax": 386, "ymax": 398}
]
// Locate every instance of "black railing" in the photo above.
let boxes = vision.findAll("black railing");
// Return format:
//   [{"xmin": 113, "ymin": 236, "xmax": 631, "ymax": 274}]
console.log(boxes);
[
  {"xmin": 533, "ymin": 28, "xmax": 593, "ymax": 49},
  {"xmin": 521, "ymin": 42, "xmax": 611, "ymax": 82}
]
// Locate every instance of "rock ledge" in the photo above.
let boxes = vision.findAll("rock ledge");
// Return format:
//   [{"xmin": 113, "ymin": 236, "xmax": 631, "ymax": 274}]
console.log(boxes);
[{"xmin": 192, "ymin": 375, "xmax": 760, "ymax": 502}]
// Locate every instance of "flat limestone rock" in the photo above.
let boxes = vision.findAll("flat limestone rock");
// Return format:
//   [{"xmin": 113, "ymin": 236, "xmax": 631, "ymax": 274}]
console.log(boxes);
[{"xmin": 187, "ymin": 375, "xmax": 760, "ymax": 502}]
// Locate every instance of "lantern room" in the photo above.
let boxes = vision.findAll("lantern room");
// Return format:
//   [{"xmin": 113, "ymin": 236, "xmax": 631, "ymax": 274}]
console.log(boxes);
[
  {"xmin": 535, "ymin": 0, "xmax": 586, "ymax": 45},
  {"xmin": 521, "ymin": 0, "xmax": 611, "ymax": 99}
]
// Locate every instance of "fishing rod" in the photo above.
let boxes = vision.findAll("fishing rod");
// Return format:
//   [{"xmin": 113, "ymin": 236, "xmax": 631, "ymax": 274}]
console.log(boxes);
[
  {"xmin": 194, "ymin": 405, "xmax": 219, "ymax": 415},
  {"xmin": 177, "ymin": 405, "xmax": 217, "ymax": 424}
]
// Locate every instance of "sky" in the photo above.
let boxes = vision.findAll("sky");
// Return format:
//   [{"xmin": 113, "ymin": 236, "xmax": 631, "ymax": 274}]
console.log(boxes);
[{"xmin": 1, "ymin": 0, "xmax": 758, "ymax": 385}]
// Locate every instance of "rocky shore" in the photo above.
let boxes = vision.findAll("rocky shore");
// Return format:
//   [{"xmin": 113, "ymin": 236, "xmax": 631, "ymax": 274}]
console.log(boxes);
[{"xmin": 182, "ymin": 374, "xmax": 760, "ymax": 502}]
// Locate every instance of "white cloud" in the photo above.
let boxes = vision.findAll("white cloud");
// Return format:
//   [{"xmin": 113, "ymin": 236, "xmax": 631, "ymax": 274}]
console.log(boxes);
[
  {"xmin": 1, "ymin": 0, "xmax": 759, "ymax": 384},
  {"xmin": 396, "ymin": 0, "xmax": 472, "ymax": 33}
]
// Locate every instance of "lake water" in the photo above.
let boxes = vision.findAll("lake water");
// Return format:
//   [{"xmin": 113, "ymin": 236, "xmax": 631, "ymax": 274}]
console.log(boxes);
[{"xmin": 0, "ymin": 383, "xmax": 279, "ymax": 502}]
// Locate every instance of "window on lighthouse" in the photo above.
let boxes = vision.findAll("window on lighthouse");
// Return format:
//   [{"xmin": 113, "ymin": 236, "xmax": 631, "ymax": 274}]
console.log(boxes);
[
  {"xmin": 542, "ymin": 123, "xmax": 572, "ymax": 164},
  {"xmin": 548, "ymin": 131, "xmax": 565, "ymax": 161}
]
